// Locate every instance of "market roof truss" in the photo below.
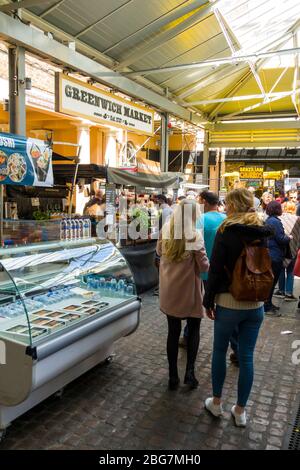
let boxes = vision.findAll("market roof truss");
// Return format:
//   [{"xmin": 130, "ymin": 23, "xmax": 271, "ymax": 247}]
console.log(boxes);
[{"xmin": 0, "ymin": 10, "xmax": 203, "ymax": 126}]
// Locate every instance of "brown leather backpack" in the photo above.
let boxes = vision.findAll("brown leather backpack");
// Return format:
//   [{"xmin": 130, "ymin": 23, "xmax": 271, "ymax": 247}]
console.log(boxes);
[{"xmin": 228, "ymin": 242, "xmax": 274, "ymax": 302}]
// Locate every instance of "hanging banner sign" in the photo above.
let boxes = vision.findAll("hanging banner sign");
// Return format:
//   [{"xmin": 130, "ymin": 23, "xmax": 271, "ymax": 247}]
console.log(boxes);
[
  {"xmin": 0, "ymin": 133, "xmax": 53, "ymax": 187},
  {"xmin": 55, "ymin": 73, "xmax": 154, "ymax": 135},
  {"xmin": 263, "ymin": 171, "xmax": 284, "ymax": 180},
  {"xmin": 136, "ymin": 156, "xmax": 161, "ymax": 175},
  {"xmin": 239, "ymin": 166, "xmax": 264, "ymax": 180}
]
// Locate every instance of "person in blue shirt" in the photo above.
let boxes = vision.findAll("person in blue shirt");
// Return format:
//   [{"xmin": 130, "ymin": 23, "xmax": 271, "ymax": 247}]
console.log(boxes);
[
  {"xmin": 197, "ymin": 191, "xmax": 226, "ymax": 281},
  {"xmin": 181, "ymin": 191, "xmax": 239, "ymax": 365}
]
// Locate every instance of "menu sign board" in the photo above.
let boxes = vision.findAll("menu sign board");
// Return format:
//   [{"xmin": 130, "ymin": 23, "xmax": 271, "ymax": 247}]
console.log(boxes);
[
  {"xmin": 263, "ymin": 171, "xmax": 283, "ymax": 180},
  {"xmin": 239, "ymin": 166, "xmax": 264, "ymax": 180},
  {"xmin": 105, "ymin": 183, "xmax": 116, "ymax": 225},
  {"xmin": 0, "ymin": 133, "xmax": 53, "ymax": 187},
  {"xmin": 56, "ymin": 73, "xmax": 154, "ymax": 135}
]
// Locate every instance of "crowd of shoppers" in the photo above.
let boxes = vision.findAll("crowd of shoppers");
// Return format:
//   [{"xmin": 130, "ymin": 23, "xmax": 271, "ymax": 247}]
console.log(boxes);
[{"xmin": 156, "ymin": 186, "xmax": 300, "ymax": 428}]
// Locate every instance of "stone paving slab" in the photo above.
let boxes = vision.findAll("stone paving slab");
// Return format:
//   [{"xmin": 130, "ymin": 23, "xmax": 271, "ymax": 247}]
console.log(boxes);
[{"xmin": 1, "ymin": 281, "xmax": 300, "ymax": 450}]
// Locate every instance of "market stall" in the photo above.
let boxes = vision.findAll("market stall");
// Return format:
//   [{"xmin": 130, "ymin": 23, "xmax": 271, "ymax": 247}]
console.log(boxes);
[
  {"xmin": 0, "ymin": 133, "xmax": 141, "ymax": 438},
  {"xmin": 222, "ymin": 167, "xmax": 289, "ymax": 195},
  {"xmin": 0, "ymin": 237, "xmax": 140, "ymax": 438},
  {"xmin": 106, "ymin": 166, "xmax": 184, "ymax": 293}
]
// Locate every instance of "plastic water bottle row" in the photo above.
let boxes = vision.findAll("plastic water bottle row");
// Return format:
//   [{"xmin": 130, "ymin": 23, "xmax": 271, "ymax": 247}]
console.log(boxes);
[
  {"xmin": 86, "ymin": 277, "xmax": 134, "ymax": 297},
  {"xmin": 34, "ymin": 286, "xmax": 73, "ymax": 304},
  {"xmin": 0, "ymin": 298, "xmax": 44, "ymax": 318},
  {"xmin": 60, "ymin": 218, "xmax": 91, "ymax": 241}
]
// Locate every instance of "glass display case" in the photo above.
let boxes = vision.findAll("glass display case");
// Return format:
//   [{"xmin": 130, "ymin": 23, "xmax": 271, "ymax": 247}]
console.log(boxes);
[{"xmin": 0, "ymin": 238, "xmax": 141, "ymax": 438}]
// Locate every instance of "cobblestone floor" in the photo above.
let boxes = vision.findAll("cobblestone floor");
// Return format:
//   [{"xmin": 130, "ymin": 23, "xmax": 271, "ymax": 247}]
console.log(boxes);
[{"xmin": 1, "ymin": 281, "xmax": 300, "ymax": 450}]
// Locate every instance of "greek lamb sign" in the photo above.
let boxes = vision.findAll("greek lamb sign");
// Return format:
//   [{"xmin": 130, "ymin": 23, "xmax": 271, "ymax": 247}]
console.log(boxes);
[{"xmin": 55, "ymin": 73, "xmax": 154, "ymax": 135}]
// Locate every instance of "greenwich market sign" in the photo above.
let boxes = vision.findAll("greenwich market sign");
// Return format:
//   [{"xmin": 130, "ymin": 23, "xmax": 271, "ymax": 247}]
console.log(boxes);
[{"xmin": 55, "ymin": 73, "xmax": 154, "ymax": 135}]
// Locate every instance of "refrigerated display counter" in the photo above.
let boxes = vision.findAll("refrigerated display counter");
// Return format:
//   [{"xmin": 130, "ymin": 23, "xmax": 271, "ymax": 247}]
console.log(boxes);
[{"xmin": 0, "ymin": 238, "xmax": 141, "ymax": 439}]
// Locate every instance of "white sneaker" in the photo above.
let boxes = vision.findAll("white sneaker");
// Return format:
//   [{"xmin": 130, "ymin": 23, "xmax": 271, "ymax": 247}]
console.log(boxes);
[
  {"xmin": 204, "ymin": 397, "xmax": 223, "ymax": 417},
  {"xmin": 231, "ymin": 405, "xmax": 247, "ymax": 427}
]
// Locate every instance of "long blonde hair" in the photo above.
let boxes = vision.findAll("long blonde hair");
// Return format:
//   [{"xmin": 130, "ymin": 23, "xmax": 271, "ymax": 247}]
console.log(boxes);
[
  {"xmin": 220, "ymin": 188, "xmax": 263, "ymax": 232},
  {"xmin": 162, "ymin": 199, "xmax": 200, "ymax": 262}
]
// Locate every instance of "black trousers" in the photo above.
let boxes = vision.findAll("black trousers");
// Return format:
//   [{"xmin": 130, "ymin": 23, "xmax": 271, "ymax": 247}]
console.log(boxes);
[
  {"xmin": 166, "ymin": 315, "xmax": 201, "ymax": 379},
  {"xmin": 264, "ymin": 259, "xmax": 283, "ymax": 310}
]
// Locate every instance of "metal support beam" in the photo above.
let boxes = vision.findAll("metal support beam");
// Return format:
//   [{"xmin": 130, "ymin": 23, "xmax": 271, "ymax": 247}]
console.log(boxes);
[
  {"xmin": 216, "ymin": 88, "xmax": 300, "ymax": 121},
  {"xmin": 8, "ymin": 46, "xmax": 26, "ymax": 135},
  {"xmin": 176, "ymin": 30, "xmax": 292, "ymax": 100},
  {"xmin": 208, "ymin": 38, "xmax": 289, "ymax": 120},
  {"xmin": 178, "ymin": 63, "xmax": 247, "ymax": 100},
  {"xmin": 269, "ymin": 66, "xmax": 290, "ymax": 94},
  {"xmin": 202, "ymin": 130, "xmax": 209, "ymax": 185},
  {"xmin": 209, "ymin": 140, "xmax": 300, "ymax": 148},
  {"xmin": 292, "ymin": 32, "xmax": 300, "ymax": 117},
  {"xmin": 126, "ymin": 46, "xmax": 300, "ymax": 77},
  {"xmin": 0, "ymin": 11, "xmax": 203, "ymax": 126},
  {"xmin": 212, "ymin": 120, "xmax": 300, "ymax": 131},
  {"xmin": 214, "ymin": 6, "xmax": 267, "ymax": 102},
  {"xmin": 185, "ymin": 91, "xmax": 296, "ymax": 106},
  {"xmin": 160, "ymin": 113, "xmax": 169, "ymax": 172},
  {"xmin": 116, "ymin": 0, "xmax": 217, "ymax": 70},
  {"xmin": 20, "ymin": 9, "xmax": 176, "ymax": 97}
]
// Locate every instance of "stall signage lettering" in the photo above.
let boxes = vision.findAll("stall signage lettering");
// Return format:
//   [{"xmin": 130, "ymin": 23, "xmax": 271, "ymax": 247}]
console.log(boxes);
[
  {"xmin": 56, "ymin": 73, "xmax": 154, "ymax": 135},
  {"xmin": 136, "ymin": 156, "xmax": 161, "ymax": 175},
  {"xmin": 263, "ymin": 171, "xmax": 283, "ymax": 180},
  {"xmin": 239, "ymin": 166, "xmax": 264, "ymax": 179},
  {"xmin": 0, "ymin": 132, "xmax": 53, "ymax": 187},
  {"xmin": 0, "ymin": 135, "xmax": 15, "ymax": 149}
]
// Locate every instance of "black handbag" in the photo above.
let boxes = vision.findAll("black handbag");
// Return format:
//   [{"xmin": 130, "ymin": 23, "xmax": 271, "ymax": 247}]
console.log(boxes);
[{"xmin": 284, "ymin": 242, "xmax": 293, "ymax": 260}]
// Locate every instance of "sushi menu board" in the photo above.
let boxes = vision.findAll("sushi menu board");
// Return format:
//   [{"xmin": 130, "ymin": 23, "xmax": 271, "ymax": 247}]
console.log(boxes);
[{"xmin": 0, "ymin": 132, "xmax": 53, "ymax": 187}]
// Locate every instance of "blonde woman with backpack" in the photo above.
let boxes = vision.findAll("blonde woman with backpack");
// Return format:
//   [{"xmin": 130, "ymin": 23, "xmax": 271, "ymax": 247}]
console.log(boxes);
[{"xmin": 203, "ymin": 188, "xmax": 273, "ymax": 427}]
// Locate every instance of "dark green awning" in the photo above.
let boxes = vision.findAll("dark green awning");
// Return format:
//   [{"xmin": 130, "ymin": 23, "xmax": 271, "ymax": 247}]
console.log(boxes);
[{"xmin": 107, "ymin": 167, "xmax": 183, "ymax": 188}]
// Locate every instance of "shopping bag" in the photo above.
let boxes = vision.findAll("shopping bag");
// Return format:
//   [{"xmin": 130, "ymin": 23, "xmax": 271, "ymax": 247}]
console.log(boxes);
[{"xmin": 294, "ymin": 250, "xmax": 300, "ymax": 277}]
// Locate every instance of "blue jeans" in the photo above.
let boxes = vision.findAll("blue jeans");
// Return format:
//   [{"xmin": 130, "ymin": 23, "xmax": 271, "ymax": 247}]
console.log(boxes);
[
  {"xmin": 212, "ymin": 305, "xmax": 264, "ymax": 407},
  {"xmin": 278, "ymin": 258, "xmax": 296, "ymax": 295},
  {"xmin": 184, "ymin": 323, "xmax": 239, "ymax": 359}
]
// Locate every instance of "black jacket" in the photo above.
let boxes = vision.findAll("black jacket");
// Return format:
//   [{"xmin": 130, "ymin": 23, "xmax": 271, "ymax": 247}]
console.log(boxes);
[{"xmin": 203, "ymin": 223, "xmax": 274, "ymax": 310}]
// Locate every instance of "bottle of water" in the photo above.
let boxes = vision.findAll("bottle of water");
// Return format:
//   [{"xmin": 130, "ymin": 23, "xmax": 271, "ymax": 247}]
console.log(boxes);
[
  {"xmin": 87, "ymin": 277, "xmax": 94, "ymax": 290},
  {"xmin": 87, "ymin": 218, "xmax": 92, "ymax": 238},
  {"xmin": 74, "ymin": 218, "xmax": 80, "ymax": 240},
  {"xmin": 83, "ymin": 219, "xmax": 90, "ymax": 238},
  {"xmin": 110, "ymin": 278, "xmax": 117, "ymax": 297},
  {"xmin": 70, "ymin": 219, "xmax": 76, "ymax": 240},
  {"xmin": 126, "ymin": 284, "xmax": 134, "ymax": 297},
  {"xmin": 105, "ymin": 279, "xmax": 111, "ymax": 294},
  {"xmin": 65, "ymin": 218, "xmax": 71, "ymax": 241},
  {"xmin": 78, "ymin": 218, "xmax": 84, "ymax": 239},
  {"xmin": 99, "ymin": 277, "xmax": 106, "ymax": 292},
  {"xmin": 117, "ymin": 279, "xmax": 125, "ymax": 297},
  {"xmin": 60, "ymin": 218, "xmax": 66, "ymax": 240}
]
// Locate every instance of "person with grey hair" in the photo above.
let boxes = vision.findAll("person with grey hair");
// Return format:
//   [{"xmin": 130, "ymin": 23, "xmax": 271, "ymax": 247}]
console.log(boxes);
[{"xmin": 248, "ymin": 187, "xmax": 260, "ymax": 209}]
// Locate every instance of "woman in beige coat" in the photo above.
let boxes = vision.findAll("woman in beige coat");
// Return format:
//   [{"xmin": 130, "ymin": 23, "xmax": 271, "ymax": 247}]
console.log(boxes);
[{"xmin": 156, "ymin": 199, "xmax": 209, "ymax": 390}]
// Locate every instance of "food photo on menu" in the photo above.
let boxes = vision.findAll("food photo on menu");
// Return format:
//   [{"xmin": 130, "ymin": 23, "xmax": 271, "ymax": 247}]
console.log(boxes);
[
  {"xmin": 7, "ymin": 153, "xmax": 27, "ymax": 183},
  {"xmin": 0, "ymin": 149, "xmax": 27, "ymax": 183},
  {"xmin": 29, "ymin": 142, "xmax": 52, "ymax": 183},
  {"xmin": 0, "ymin": 149, "xmax": 7, "ymax": 181}
]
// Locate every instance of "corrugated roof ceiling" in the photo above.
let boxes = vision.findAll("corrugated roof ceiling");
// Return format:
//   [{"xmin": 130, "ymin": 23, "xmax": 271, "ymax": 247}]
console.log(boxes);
[{"xmin": 11, "ymin": 0, "xmax": 300, "ymax": 124}]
